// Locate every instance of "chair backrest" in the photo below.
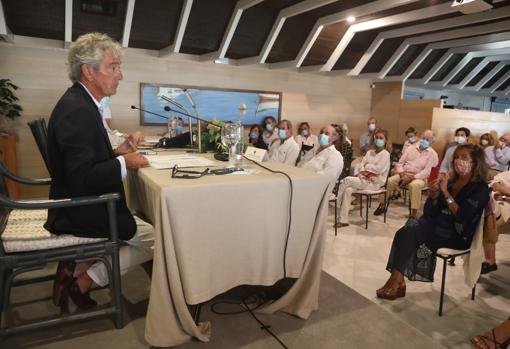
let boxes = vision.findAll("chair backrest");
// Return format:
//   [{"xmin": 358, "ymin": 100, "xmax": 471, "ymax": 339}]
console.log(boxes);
[
  {"xmin": 462, "ymin": 214, "xmax": 484, "ymax": 288},
  {"xmin": 27, "ymin": 118, "xmax": 50, "ymax": 172}
]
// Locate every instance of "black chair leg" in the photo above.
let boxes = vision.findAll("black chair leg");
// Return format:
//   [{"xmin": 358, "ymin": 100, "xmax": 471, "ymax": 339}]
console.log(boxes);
[
  {"xmin": 193, "ymin": 304, "xmax": 202, "ymax": 324},
  {"xmin": 359, "ymin": 194, "xmax": 363, "ymax": 217},
  {"xmin": 365, "ymin": 195, "xmax": 369, "ymax": 229},
  {"xmin": 471, "ymin": 284, "xmax": 476, "ymax": 301},
  {"xmin": 439, "ymin": 257, "xmax": 447, "ymax": 316},
  {"xmin": 334, "ymin": 199, "xmax": 338, "ymax": 237},
  {"xmin": 111, "ymin": 246, "xmax": 123, "ymax": 329},
  {"xmin": 383, "ymin": 193, "xmax": 387, "ymax": 223}
]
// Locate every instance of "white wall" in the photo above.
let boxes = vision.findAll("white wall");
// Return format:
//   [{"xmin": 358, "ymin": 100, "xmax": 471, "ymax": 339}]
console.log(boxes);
[{"xmin": 0, "ymin": 36, "xmax": 373, "ymax": 198}]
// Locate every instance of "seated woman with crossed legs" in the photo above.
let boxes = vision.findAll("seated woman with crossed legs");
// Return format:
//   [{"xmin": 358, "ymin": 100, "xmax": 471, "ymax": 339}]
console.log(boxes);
[
  {"xmin": 377, "ymin": 144, "xmax": 489, "ymax": 300},
  {"xmin": 334, "ymin": 129, "xmax": 390, "ymax": 228}
]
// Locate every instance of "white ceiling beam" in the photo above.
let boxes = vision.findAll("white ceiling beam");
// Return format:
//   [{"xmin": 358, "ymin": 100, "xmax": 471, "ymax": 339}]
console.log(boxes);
[
  {"xmin": 378, "ymin": 20, "xmax": 510, "ymax": 79},
  {"xmin": 321, "ymin": 2, "xmax": 455, "ymax": 72},
  {"xmin": 472, "ymin": 62, "xmax": 507, "ymax": 91},
  {"xmin": 351, "ymin": 6, "xmax": 510, "ymax": 76},
  {"xmin": 64, "ymin": 0, "xmax": 72, "ymax": 47},
  {"xmin": 121, "ymin": 0, "xmax": 136, "ymax": 47},
  {"xmin": 258, "ymin": 0, "xmax": 337, "ymax": 64},
  {"xmin": 200, "ymin": 0, "xmax": 264, "ymax": 62},
  {"xmin": 504, "ymin": 84, "xmax": 510, "ymax": 95},
  {"xmin": 438, "ymin": 49, "xmax": 510, "ymax": 87},
  {"xmin": 398, "ymin": 32, "xmax": 510, "ymax": 82},
  {"xmin": 458, "ymin": 56, "xmax": 510, "ymax": 89},
  {"xmin": 293, "ymin": 0, "xmax": 418, "ymax": 69},
  {"xmin": 490, "ymin": 70, "xmax": 510, "ymax": 93},
  {"xmin": 159, "ymin": 0, "xmax": 193, "ymax": 57},
  {"xmin": 418, "ymin": 38, "xmax": 510, "ymax": 85}
]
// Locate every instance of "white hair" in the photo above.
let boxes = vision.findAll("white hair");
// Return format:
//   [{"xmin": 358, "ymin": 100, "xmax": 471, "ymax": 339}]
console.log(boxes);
[{"xmin": 67, "ymin": 32, "xmax": 122, "ymax": 83}]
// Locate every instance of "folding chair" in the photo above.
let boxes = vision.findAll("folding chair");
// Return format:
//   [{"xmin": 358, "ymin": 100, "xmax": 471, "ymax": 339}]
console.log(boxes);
[{"xmin": 353, "ymin": 168, "xmax": 392, "ymax": 229}]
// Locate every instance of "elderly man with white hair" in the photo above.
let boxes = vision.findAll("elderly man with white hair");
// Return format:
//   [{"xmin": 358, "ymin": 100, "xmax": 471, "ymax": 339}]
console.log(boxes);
[
  {"xmin": 268, "ymin": 119, "xmax": 300, "ymax": 166},
  {"xmin": 300, "ymin": 125, "xmax": 343, "ymax": 192},
  {"xmin": 374, "ymin": 129, "xmax": 438, "ymax": 219}
]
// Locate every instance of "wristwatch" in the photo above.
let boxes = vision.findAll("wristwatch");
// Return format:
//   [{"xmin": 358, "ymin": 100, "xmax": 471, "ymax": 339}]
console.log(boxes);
[{"xmin": 445, "ymin": 196, "xmax": 454, "ymax": 204}]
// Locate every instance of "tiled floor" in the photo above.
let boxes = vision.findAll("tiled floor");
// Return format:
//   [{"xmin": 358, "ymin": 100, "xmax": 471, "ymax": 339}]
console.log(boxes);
[{"xmin": 323, "ymin": 197, "xmax": 510, "ymax": 349}]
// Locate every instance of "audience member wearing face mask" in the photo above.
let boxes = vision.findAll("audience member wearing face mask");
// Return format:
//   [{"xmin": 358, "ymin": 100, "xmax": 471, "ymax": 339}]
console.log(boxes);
[
  {"xmin": 375, "ymin": 130, "xmax": 439, "ymax": 219},
  {"xmin": 377, "ymin": 144, "xmax": 489, "ymax": 301},
  {"xmin": 359, "ymin": 117, "xmax": 378, "ymax": 156},
  {"xmin": 332, "ymin": 124, "xmax": 353, "ymax": 181},
  {"xmin": 295, "ymin": 122, "xmax": 319, "ymax": 166},
  {"xmin": 261, "ymin": 116, "xmax": 278, "ymax": 148},
  {"xmin": 484, "ymin": 134, "xmax": 510, "ymax": 179},
  {"xmin": 334, "ymin": 130, "xmax": 391, "ymax": 229},
  {"xmin": 301, "ymin": 125, "xmax": 343, "ymax": 194},
  {"xmin": 402, "ymin": 127, "xmax": 418, "ymax": 155},
  {"xmin": 440, "ymin": 127, "xmax": 471, "ymax": 174},
  {"xmin": 248, "ymin": 124, "xmax": 267, "ymax": 149},
  {"xmin": 267, "ymin": 119, "xmax": 300, "ymax": 166}
]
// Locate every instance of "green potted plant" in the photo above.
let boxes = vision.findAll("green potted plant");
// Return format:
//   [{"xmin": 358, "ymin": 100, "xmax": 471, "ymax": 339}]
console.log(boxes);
[{"xmin": 0, "ymin": 78, "xmax": 23, "ymax": 132}]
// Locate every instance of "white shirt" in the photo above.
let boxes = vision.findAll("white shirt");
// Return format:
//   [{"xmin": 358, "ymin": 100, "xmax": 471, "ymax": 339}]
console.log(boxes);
[
  {"xmin": 440, "ymin": 144, "xmax": 459, "ymax": 173},
  {"xmin": 295, "ymin": 134, "xmax": 319, "ymax": 166},
  {"xmin": 493, "ymin": 170, "xmax": 510, "ymax": 186},
  {"xmin": 359, "ymin": 149, "xmax": 390, "ymax": 187},
  {"xmin": 268, "ymin": 137, "xmax": 300, "ymax": 166},
  {"xmin": 485, "ymin": 145, "xmax": 510, "ymax": 171},
  {"xmin": 78, "ymin": 82, "xmax": 126, "ymax": 180},
  {"xmin": 262, "ymin": 129, "xmax": 278, "ymax": 147},
  {"xmin": 302, "ymin": 144, "xmax": 343, "ymax": 191}
]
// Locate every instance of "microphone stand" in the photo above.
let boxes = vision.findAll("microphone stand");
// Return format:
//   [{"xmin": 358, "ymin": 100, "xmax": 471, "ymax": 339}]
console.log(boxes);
[
  {"xmin": 183, "ymin": 90, "xmax": 202, "ymax": 153},
  {"xmin": 131, "ymin": 105, "xmax": 221, "ymax": 152},
  {"xmin": 160, "ymin": 95, "xmax": 194, "ymax": 148}
]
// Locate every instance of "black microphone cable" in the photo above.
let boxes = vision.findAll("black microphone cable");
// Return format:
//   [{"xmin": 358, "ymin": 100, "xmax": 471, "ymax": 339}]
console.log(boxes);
[{"xmin": 242, "ymin": 155, "xmax": 293, "ymax": 279}]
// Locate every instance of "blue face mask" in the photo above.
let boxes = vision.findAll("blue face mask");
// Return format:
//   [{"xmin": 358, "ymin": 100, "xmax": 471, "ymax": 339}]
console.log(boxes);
[
  {"xmin": 278, "ymin": 129, "xmax": 287, "ymax": 139},
  {"xmin": 175, "ymin": 126, "xmax": 184, "ymax": 135},
  {"xmin": 266, "ymin": 124, "xmax": 273, "ymax": 132},
  {"xmin": 375, "ymin": 139, "xmax": 385, "ymax": 148},
  {"xmin": 420, "ymin": 139, "xmax": 430, "ymax": 149},
  {"xmin": 319, "ymin": 134, "xmax": 329, "ymax": 146},
  {"xmin": 301, "ymin": 130, "xmax": 309, "ymax": 137},
  {"xmin": 250, "ymin": 132, "xmax": 259, "ymax": 140}
]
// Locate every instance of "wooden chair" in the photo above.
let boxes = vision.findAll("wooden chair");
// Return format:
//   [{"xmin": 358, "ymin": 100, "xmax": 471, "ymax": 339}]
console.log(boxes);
[{"xmin": 0, "ymin": 161, "xmax": 124, "ymax": 337}]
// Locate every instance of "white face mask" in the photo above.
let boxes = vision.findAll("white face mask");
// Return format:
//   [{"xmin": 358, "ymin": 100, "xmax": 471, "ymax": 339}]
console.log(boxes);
[
  {"xmin": 481, "ymin": 139, "xmax": 489, "ymax": 146},
  {"xmin": 455, "ymin": 136, "xmax": 466, "ymax": 144},
  {"xmin": 368, "ymin": 123, "xmax": 376, "ymax": 132}
]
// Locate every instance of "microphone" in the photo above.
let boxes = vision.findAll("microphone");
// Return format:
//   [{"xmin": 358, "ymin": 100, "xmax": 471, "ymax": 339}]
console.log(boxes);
[
  {"xmin": 131, "ymin": 105, "xmax": 168, "ymax": 120},
  {"xmin": 160, "ymin": 95, "xmax": 185, "ymax": 110}
]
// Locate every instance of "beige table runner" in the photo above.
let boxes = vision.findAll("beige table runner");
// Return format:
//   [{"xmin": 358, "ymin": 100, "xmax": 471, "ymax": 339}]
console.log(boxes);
[{"xmin": 127, "ymin": 154, "xmax": 330, "ymax": 347}]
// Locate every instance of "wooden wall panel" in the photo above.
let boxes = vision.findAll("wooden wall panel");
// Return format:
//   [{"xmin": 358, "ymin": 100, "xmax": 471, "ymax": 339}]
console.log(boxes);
[
  {"xmin": 370, "ymin": 81, "xmax": 403, "ymax": 143},
  {"xmin": 0, "ymin": 38, "xmax": 373, "ymax": 198},
  {"xmin": 431, "ymin": 108, "xmax": 510, "ymax": 157},
  {"xmin": 398, "ymin": 99, "xmax": 440, "ymax": 143}
]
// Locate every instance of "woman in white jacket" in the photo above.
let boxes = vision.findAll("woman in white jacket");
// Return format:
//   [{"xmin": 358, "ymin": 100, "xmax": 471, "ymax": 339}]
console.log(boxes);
[{"xmin": 334, "ymin": 129, "xmax": 391, "ymax": 228}]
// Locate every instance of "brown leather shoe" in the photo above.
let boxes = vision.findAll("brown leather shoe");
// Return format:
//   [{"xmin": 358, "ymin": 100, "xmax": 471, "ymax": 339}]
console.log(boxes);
[
  {"xmin": 380, "ymin": 283, "xmax": 406, "ymax": 300},
  {"xmin": 68, "ymin": 279, "xmax": 97, "ymax": 310},
  {"xmin": 53, "ymin": 261, "xmax": 76, "ymax": 307}
]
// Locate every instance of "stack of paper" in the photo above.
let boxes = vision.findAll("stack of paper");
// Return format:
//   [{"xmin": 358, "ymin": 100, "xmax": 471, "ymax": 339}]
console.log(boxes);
[{"xmin": 146, "ymin": 154, "xmax": 216, "ymax": 170}]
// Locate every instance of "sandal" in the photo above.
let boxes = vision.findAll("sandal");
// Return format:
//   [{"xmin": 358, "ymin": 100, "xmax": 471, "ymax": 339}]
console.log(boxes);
[{"xmin": 471, "ymin": 328, "xmax": 510, "ymax": 349}]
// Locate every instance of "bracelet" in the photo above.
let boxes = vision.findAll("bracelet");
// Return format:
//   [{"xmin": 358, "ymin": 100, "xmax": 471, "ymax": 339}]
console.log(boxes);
[{"xmin": 446, "ymin": 196, "xmax": 454, "ymax": 205}]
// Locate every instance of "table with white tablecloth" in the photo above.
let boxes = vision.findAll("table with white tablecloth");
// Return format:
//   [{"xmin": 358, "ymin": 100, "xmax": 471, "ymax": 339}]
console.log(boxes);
[{"xmin": 126, "ymin": 152, "xmax": 330, "ymax": 347}]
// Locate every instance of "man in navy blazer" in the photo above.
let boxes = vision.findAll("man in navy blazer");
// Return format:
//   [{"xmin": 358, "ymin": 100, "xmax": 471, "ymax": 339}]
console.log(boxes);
[{"xmin": 45, "ymin": 32, "xmax": 153, "ymax": 310}]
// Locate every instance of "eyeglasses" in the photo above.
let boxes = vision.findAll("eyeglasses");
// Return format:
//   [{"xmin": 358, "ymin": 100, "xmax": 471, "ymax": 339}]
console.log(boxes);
[{"xmin": 171, "ymin": 165, "xmax": 210, "ymax": 179}]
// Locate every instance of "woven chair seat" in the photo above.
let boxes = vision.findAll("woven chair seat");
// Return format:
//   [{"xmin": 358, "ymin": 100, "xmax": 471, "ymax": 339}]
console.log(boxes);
[
  {"xmin": 2, "ymin": 212, "xmax": 105, "ymax": 253},
  {"xmin": 437, "ymin": 247, "xmax": 469, "ymax": 256}
]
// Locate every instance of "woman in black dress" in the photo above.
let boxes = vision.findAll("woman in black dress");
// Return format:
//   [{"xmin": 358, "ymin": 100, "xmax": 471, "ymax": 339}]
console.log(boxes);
[{"xmin": 377, "ymin": 143, "xmax": 489, "ymax": 300}]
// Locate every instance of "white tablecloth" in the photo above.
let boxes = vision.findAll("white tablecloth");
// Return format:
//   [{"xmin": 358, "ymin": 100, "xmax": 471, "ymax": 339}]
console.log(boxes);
[{"xmin": 126, "ymin": 152, "xmax": 330, "ymax": 347}]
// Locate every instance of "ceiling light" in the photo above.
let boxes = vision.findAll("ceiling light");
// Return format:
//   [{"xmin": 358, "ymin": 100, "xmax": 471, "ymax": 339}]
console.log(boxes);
[{"xmin": 347, "ymin": 16, "xmax": 356, "ymax": 23}]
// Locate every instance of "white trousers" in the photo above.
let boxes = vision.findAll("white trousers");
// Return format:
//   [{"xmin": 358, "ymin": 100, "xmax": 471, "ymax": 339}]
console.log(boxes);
[
  {"xmin": 87, "ymin": 216, "xmax": 154, "ymax": 287},
  {"xmin": 336, "ymin": 176, "xmax": 379, "ymax": 224}
]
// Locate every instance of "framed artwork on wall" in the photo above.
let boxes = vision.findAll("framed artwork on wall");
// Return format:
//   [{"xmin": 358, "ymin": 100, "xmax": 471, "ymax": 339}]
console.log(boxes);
[{"xmin": 139, "ymin": 83, "xmax": 282, "ymax": 126}]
